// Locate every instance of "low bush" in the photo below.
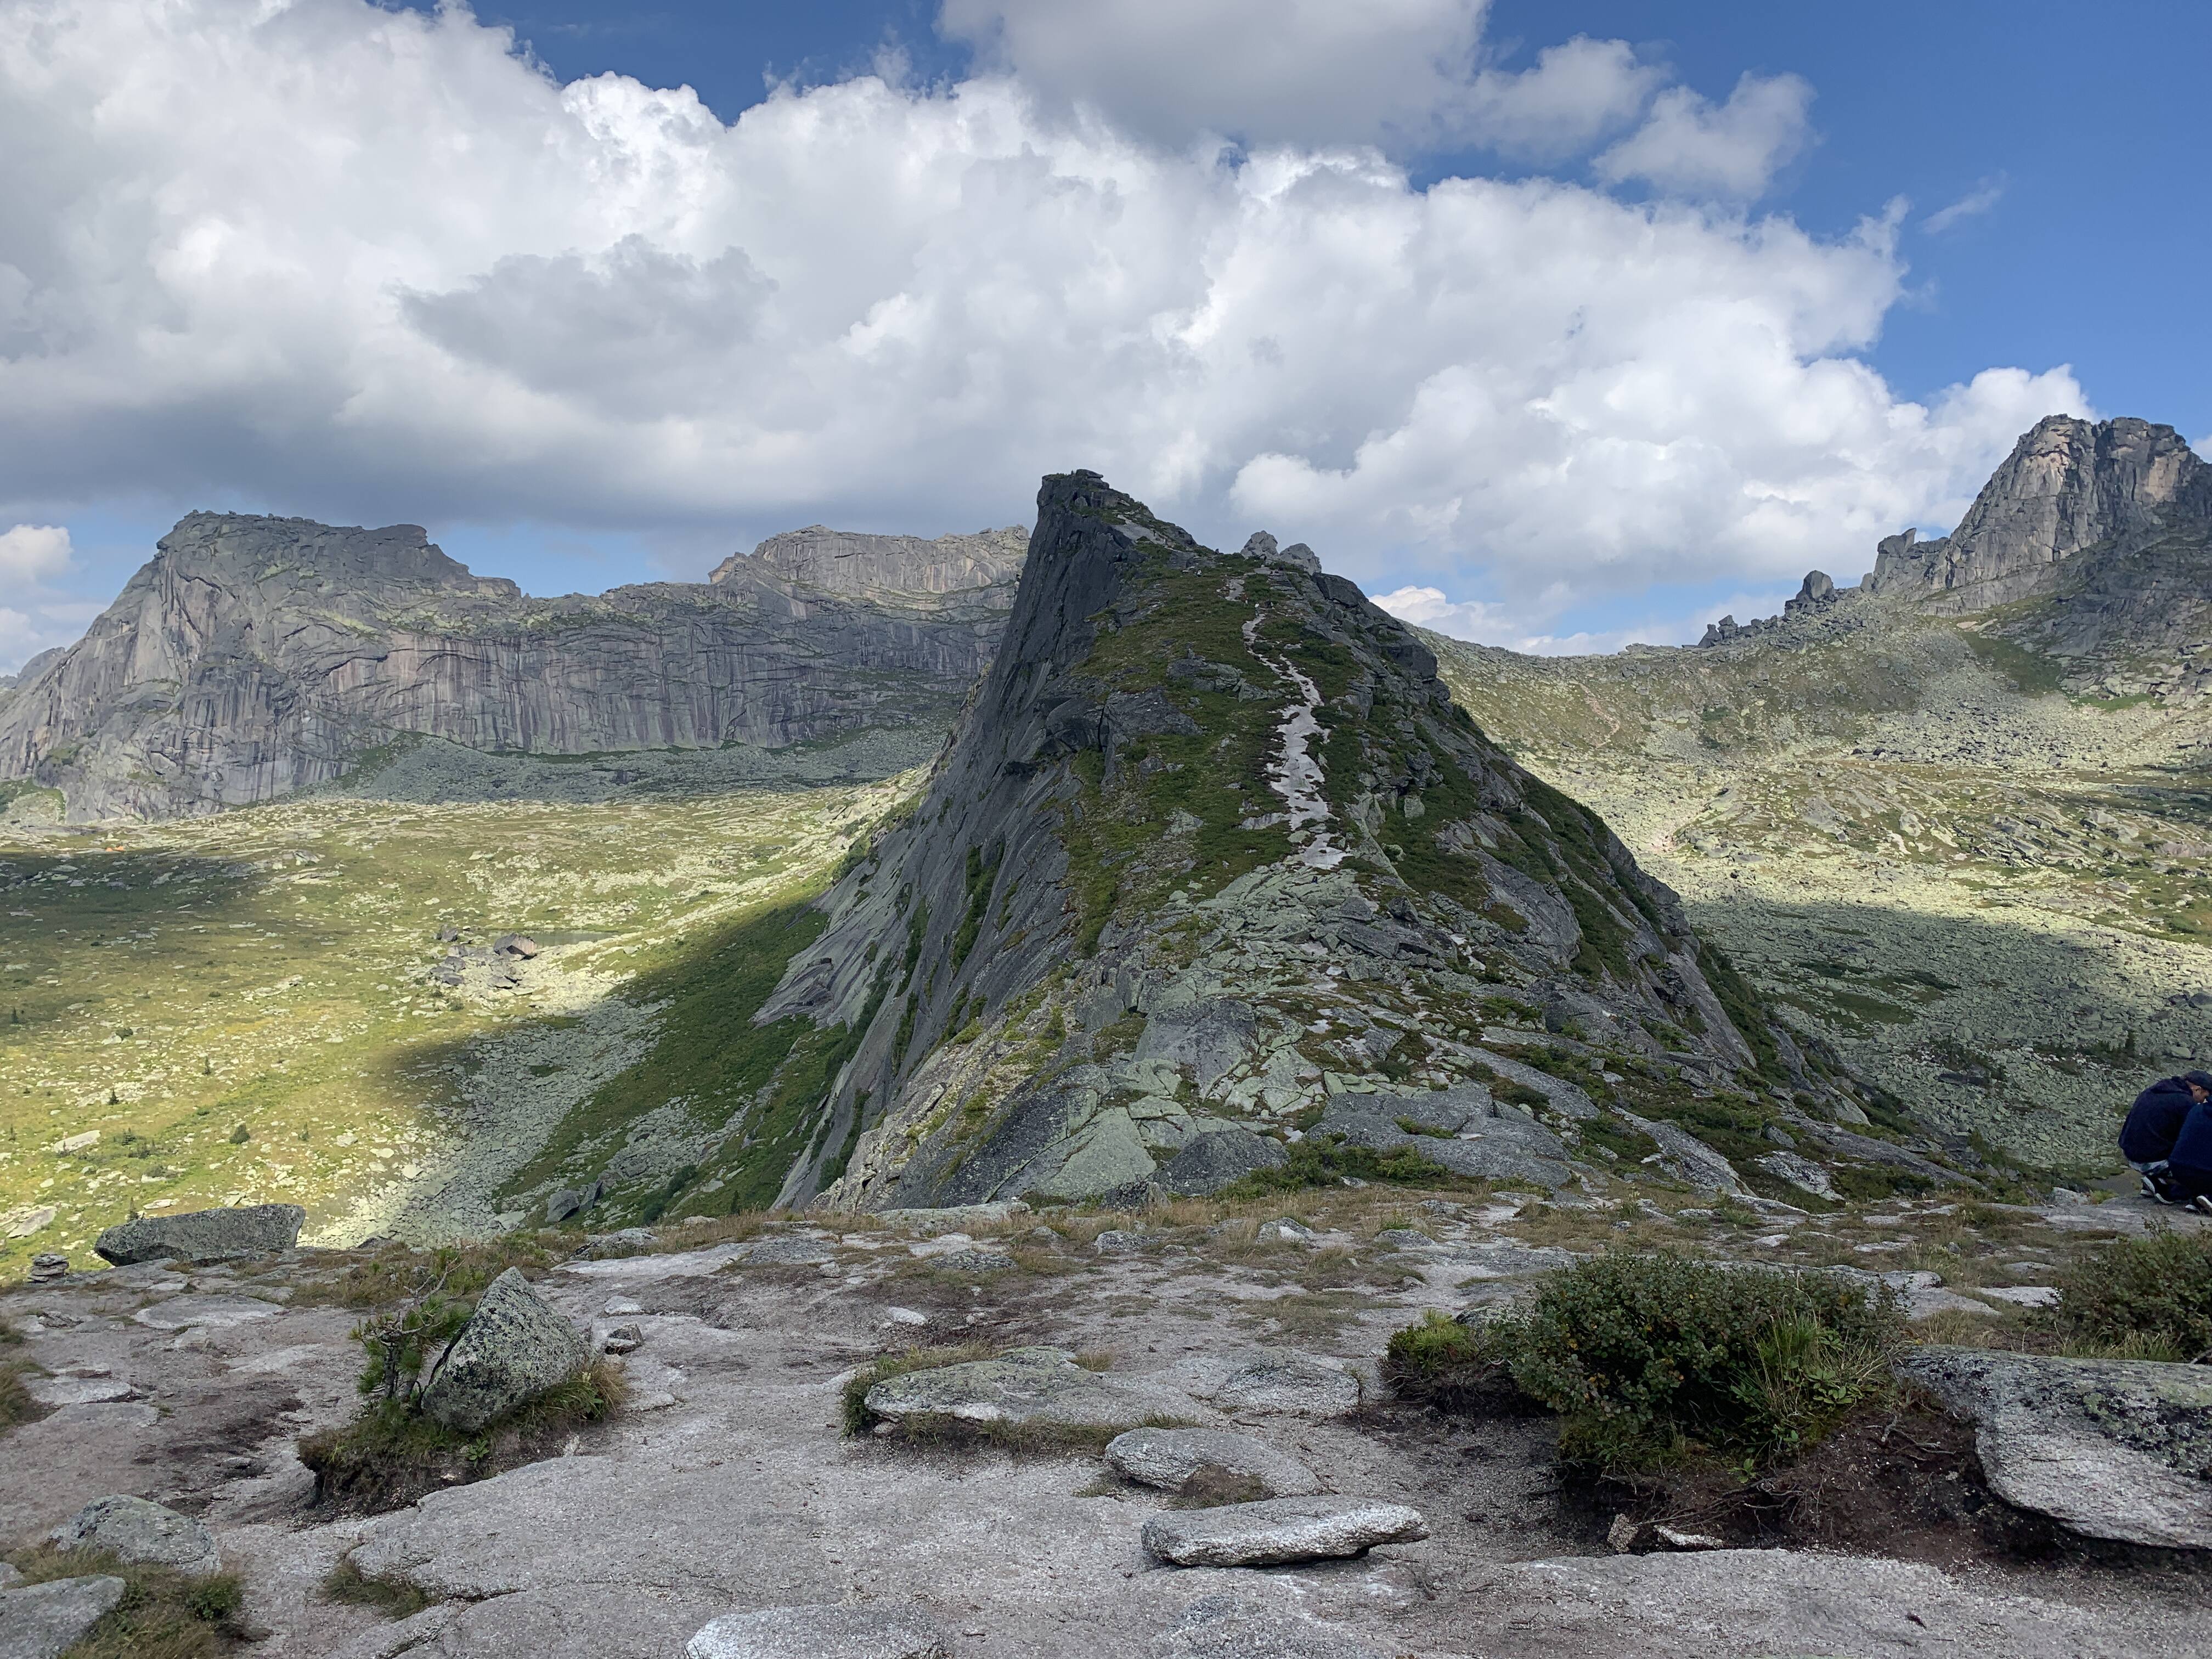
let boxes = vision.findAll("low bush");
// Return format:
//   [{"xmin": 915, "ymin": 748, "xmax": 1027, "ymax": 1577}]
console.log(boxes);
[
  {"xmin": 1390, "ymin": 1251, "xmax": 1903, "ymax": 1472},
  {"xmin": 1218, "ymin": 1138, "xmax": 1474, "ymax": 1198},
  {"xmin": 2048, "ymin": 1228, "xmax": 2212, "ymax": 1361},
  {"xmin": 2, "ymin": 1545, "xmax": 250, "ymax": 1657}
]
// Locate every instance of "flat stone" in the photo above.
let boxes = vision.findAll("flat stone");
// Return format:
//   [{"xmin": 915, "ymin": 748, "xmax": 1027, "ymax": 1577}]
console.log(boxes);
[
  {"xmin": 1208, "ymin": 1350, "xmax": 1360, "ymax": 1416},
  {"xmin": 1254, "ymin": 1218, "xmax": 1316, "ymax": 1246},
  {"xmin": 1160, "ymin": 1595, "xmax": 1386, "ymax": 1658},
  {"xmin": 687, "ymin": 1604, "xmax": 951, "ymax": 1659},
  {"xmin": 1104, "ymin": 1426, "xmax": 1321, "ymax": 1499},
  {"xmin": 930, "ymin": 1249, "xmax": 1014, "ymax": 1273},
  {"xmin": 420, "ymin": 1267, "xmax": 590, "ymax": 1434},
  {"xmin": 0, "ymin": 1575, "xmax": 127, "ymax": 1659},
  {"xmin": 53, "ymin": 1494, "xmax": 221, "ymax": 1576},
  {"xmin": 1898, "ymin": 1346, "xmax": 2212, "ymax": 1548},
  {"xmin": 737, "ymin": 1237, "xmax": 835, "ymax": 1266},
  {"xmin": 1977, "ymin": 1285, "xmax": 2060, "ymax": 1308},
  {"xmin": 130, "ymin": 1294, "xmax": 285, "ymax": 1331},
  {"xmin": 93, "ymin": 1202, "xmax": 304, "ymax": 1266},
  {"xmin": 24, "ymin": 1373, "xmax": 134, "ymax": 1407},
  {"xmin": 864, "ymin": 1345, "xmax": 1189, "ymax": 1432},
  {"xmin": 1141, "ymin": 1497, "xmax": 1428, "ymax": 1566}
]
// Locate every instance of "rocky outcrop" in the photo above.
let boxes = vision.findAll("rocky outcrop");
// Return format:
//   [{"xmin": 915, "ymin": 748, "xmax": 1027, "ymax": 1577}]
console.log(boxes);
[
  {"xmin": 1699, "ymin": 569, "xmax": 1849, "ymax": 647},
  {"xmin": 93, "ymin": 1202, "xmax": 304, "ymax": 1266},
  {"xmin": 700, "ymin": 471, "xmax": 1837, "ymax": 1214},
  {"xmin": 0, "ymin": 515, "xmax": 1026, "ymax": 821},
  {"xmin": 1868, "ymin": 416, "xmax": 2212, "ymax": 607}
]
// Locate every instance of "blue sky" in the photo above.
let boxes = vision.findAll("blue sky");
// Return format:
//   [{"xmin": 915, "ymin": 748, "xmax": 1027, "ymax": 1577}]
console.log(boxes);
[{"xmin": 2, "ymin": 1, "xmax": 2205, "ymax": 667}]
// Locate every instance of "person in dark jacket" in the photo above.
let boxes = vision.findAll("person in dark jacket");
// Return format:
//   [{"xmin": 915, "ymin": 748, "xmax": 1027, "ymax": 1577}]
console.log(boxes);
[
  {"xmin": 2121, "ymin": 1072, "xmax": 2212, "ymax": 1201},
  {"xmin": 2165, "ymin": 1086, "xmax": 2212, "ymax": 1213}
]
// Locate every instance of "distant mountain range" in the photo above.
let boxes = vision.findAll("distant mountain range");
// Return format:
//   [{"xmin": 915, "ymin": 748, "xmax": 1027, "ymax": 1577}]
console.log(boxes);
[{"xmin": 0, "ymin": 515, "xmax": 1026, "ymax": 820}]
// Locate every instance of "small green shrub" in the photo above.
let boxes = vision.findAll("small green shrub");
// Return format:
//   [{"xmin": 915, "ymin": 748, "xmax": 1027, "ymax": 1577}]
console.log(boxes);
[
  {"xmin": 2049, "ymin": 1229, "xmax": 2212, "ymax": 1361},
  {"xmin": 1218, "ymin": 1137, "xmax": 1470, "ymax": 1198},
  {"xmin": 1396, "ymin": 1251, "xmax": 1902, "ymax": 1472}
]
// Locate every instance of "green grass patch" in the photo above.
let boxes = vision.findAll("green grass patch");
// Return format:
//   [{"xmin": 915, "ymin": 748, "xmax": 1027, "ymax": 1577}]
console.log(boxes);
[
  {"xmin": 2047, "ymin": 1229, "xmax": 2212, "ymax": 1361},
  {"xmin": 1218, "ymin": 1137, "xmax": 1480, "ymax": 1197},
  {"xmin": 320, "ymin": 1558, "xmax": 432, "ymax": 1620},
  {"xmin": 1961, "ymin": 629, "xmax": 2066, "ymax": 696}
]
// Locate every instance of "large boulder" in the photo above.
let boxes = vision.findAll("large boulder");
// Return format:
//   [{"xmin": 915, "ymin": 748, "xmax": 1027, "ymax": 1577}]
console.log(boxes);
[
  {"xmin": 1104, "ymin": 1426, "xmax": 1321, "ymax": 1500},
  {"xmin": 1155, "ymin": 1126, "xmax": 1286, "ymax": 1195},
  {"xmin": 94, "ymin": 1202, "xmax": 304, "ymax": 1266},
  {"xmin": 862, "ymin": 1346, "xmax": 1190, "ymax": 1434},
  {"xmin": 53, "ymin": 1494, "xmax": 221, "ymax": 1575},
  {"xmin": 1316, "ymin": 1091, "xmax": 1576, "ymax": 1189},
  {"xmin": 1141, "ymin": 1498, "xmax": 1428, "ymax": 1566},
  {"xmin": 1898, "ymin": 1346, "xmax": 2212, "ymax": 1548},
  {"xmin": 420, "ymin": 1268, "xmax": 590, "ymax": 1433},
  {"xmin": 687, "ymin": 1605, "xmax": 950, "ymax": 1659},
  {"xmin": 0, "ymin": 1575, "xmax": 127, "ymax": 1659}
]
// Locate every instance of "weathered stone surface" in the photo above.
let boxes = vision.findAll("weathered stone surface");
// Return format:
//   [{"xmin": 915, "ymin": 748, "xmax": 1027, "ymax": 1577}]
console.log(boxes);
[
  {"xmin": 1618, "ymin": 1110, "xmax": 1744, "ymax": 1195},
  {"xmin": 1141, "ymin": 1498, "xmax": 1427, "ymax": 1566},
  {"xmin": 1104, "ymin": 1426, "xmax": 1321, "ymax": 1499},
  {"xmin": 1155, "ymin": 1126, "xmax": 1287, "ymax": 1195},
  {"xmin": 687, "ymin": 1604, "xmax": 951, "ymax": 1659},
  {"xmin": 419, "ymin": 1267, "xmax": 590, "ymax": 1432},
  {"xmin": 864, "ymin": 1346, "xmax": 1190, "ymax": 1431},
  {"xmin": 1898, "ymin": 1346, "xmax": 2212, "ymax": 1547},
  {"xmin": 0, "ymin": 514, "xmax": 1026, "ymax": 821},
  {"xmin": 1207, "ymin": 1350, "xmax": 1361, "ymax": 1417},
  {"xmin": 94, "ymin": 1202, "xmax": 304, "ymax": 1265},
  {"xmin": 0, "ymin": 1575, "xmax": 127, "ymax": 1659},
  {"xmin": 1316, "ymin": 1091, "xmax": 1575, "ymax": 1188},
  {"xmin": 53, "ymin": 1494, "xmax": 221, "ymax": 1575},
  {"xmin": 1753, "ymin": 1150, "xmax": 1837, "ymax": 1201},
  {"xmin": 1159, "ymin": 1595, "xmax": 1384, "ymax": 1659}
]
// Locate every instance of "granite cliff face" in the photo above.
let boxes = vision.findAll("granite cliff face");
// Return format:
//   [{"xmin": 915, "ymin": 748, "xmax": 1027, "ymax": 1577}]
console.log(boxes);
[
  {"xmin": 1869, "ymin": 415, "xmax": 2212, "ymax": 608},
  {"xmin": 689, "ymin": 472, "xmax": 1885, "ymax": 1215},
  {"xmin": 0, "ymin": 515, "xmax": 1026, "ymax": 821}
]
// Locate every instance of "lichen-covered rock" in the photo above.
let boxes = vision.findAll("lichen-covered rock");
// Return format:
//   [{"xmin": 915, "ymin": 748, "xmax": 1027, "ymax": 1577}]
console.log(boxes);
[
  {"xmin": 419, "ymin": 1268, "xmax": 589, "ymax": 1433},
  {"xmin": 1898, "ymin": 1346, "xmax": 2212, "ymax": 1548},
  {"xmin": 1316, "ymin": 1091, "xmax": 1575, "ymax": 1189},
  {"xmin": 1206, "ymin": 1350, "xmax": 1361, "ymax": 1417},
  {"xmin": 863, "ymin": 1345, "xmax": 1190, "ymax": 1432},
  {"xmin": 1156, "ymin": 1127, "xmax": 1286, "ymax": 1195},
  {"xmin": 687, "ymin": 1604, "xmax": 951, "ymax": 1659},
  {"xmin": 94, "ymin": 1202, "xmax": 304, "ymax": 1266},
  {"xmin": 1104, "ymin": 1426, "xmax": 1321, "ymax": 1499},
  {"xmin": 1141, "ymin": 1498, "xmax": 1428, "ymax": 1566},
  {"xmin": 53, "ymin": 1494, "xmax": 221, "ymax": 1576},
  {"xmin": 0, "ymin": 1575, "xmax": 127, "ymax": 1659}
]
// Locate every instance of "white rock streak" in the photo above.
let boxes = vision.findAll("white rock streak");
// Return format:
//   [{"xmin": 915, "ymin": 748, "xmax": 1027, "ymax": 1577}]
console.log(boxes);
[{"xmin": 1244, "ymin": 607, "xmax": 1347, "ymax": 869}]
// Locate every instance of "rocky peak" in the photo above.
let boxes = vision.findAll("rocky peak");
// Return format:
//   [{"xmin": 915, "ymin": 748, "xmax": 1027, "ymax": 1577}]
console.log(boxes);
[
  {"xmin": 710, "ymin": 524, "xmax": 1028, "ymax": 605},
  {"xmin": 1869, "ymin": 415, "xmax": 2212, "ymax": 606},
  {"xmin": 152, "ymin": 512, "xmax": 522, "ymax": 603},
  {"xmin": 744, "ymin": 471, "xmax": 1839, "ymax": 1213},
  {"xmin": 1698, "ymin": 568, "xmax": 1848, "ymax": 648}
]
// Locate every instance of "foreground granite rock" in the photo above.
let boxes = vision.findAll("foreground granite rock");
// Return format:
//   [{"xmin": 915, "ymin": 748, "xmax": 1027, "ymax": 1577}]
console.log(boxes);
[
  {"xmin": 0, "ymin": 1575, "xmax": 127, "ymax": 1659},
  {"xmin": 1160, "ymin": 1596, "xmax": 1384, "ymax": 1659},
  {"xmin": 419, "ymin": 1267, "xmax": 590, "ymax": 1433},
  {"xmin": 1898, "ymin": 1345, "xmax": 2212, "ymax": 1548},
  {"xmin": 864, "ymin": 1346, "xmax": 1189, "ymax": 1434},
  {"xmin": 52, "ymin": 1493, "xmax": 222, "ymax": 1576},
  {"xmin": 1141, "ymin": 1498, "xmax": 1428, "ymax": 1566},
  {"xmin": 94, "ymin": 1203, "xmax": 304, "ymax": 1266},
  {"xmin": 1103, "ymin": 1426, "xmax": 1322, "ymax": 1500},
  {"xmin": 687, "ymin": 1604, "xmax": 952, "ymax": 1659}
]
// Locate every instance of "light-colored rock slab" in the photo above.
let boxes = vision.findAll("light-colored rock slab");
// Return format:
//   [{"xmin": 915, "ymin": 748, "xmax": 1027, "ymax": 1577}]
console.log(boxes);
[
  {"xmin": 1160, "ymin": 1595, "xmax": 1385, "ymax": 1658},
  {"xmin": 1206, "ymin": 1350, "xmax": 1361, "ymax": 1417},
  {"xmin": 1103, "ymin": 1426, "xmax": 1321, "ymax": 1499},
  {"xmin": 0, "ymin": 1575, "xmax": 127, "ymax": 1659},
  {"xmin": 1899, "ymin": 1346, "xmax": 2212, "ymax": 1548},
  {"xmin": 864, "ymin": 1346, "xmax": 1193, "ymax": 1431},
  {"xmin": 687, "ymin": 1604, "xmax": 951, "ymax": 1659},
  {"xmin": 1141, "ymin": 1498, "xmax": 1427, "ymax": 1566},
  {"xmin": 53, "ymin": 1494, "xmax": 222, "ymax": 1576},
  {"xmin": 94, "ymin": 1202, "xmax": 304, "ymax": 1265},
  {"xmin": 130, "ymin": 1294, "xmax": 285, "ymax": 1330}
]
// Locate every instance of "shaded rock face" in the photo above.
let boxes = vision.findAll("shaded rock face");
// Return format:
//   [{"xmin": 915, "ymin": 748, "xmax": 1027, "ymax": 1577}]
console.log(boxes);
[
  {"xmin": 754, "ymin": 471, "xmax": 1801, "ymax": 1212},
  {"xmin": 93, "ymin": 1202, "xmax": 304, "ymax": 1266},
  {"xmin": 419, "ymin": 1267, "xmax": 589, "ymax": 1433},
  {"xmin": 0, "ymin": 515, "xmax": 1026, "ymax": 821},
  {"xmin": 1869, "ymin": 416, "xmax": 2212, "ymax": 607}
]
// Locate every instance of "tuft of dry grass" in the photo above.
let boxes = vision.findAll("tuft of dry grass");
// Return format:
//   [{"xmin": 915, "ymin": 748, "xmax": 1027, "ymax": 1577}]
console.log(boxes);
[
  {"xmin": 2, "ymin": 1545, "xmax": 252, "ymax": 1658},
  {"xmin": 320, "ymin": 1558, "xmax": 432, "ymax": 1620}
]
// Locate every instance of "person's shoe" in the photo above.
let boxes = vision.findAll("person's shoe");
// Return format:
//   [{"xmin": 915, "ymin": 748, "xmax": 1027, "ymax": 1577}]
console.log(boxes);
[
  {"xmin": 2190, "ymin": 1194, "xmax": 2212, "ymax": 1217},
  {"xmin": 2143, "ymin": 1170, "xmax": 2167, "ymax": 1201},
  {"xmin": 2148, "ymin": 1169, "xmax": 2184, "ymax": 1205}
]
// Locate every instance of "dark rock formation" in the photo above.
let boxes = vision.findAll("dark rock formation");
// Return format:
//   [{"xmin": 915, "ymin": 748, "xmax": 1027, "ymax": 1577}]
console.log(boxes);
[
  {"xmin": 0, "ymin": 515, "xmax": 1026, "ymax": 821},
  {"xmin": 717, "ymin": 472, "xmax": 1827, "ymax": 1211},
  {"xmin": 94, "ymin": 1202, "xmax": 304, "ymax": 1266},
  {"xmin": 1699, "ymin": 569, "xmax": 1849, "ymax": 648},
  {"xmin": 1868, "ymin": 415, "xmax": 2212, "ymax": 607}
]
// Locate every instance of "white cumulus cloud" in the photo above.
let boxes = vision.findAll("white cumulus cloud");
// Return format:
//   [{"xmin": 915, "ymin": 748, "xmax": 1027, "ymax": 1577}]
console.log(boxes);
[
  {"xmin": 1595, "ymin": 72, "xmax": 1815, "ymax": 200},
  {"xmin": 0, "ymin": 524, "xmax": 73, "ymax": 584},
  {"xmin": 0, "ymin": 0, "xmax": 2086, "ymax": 653}
]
